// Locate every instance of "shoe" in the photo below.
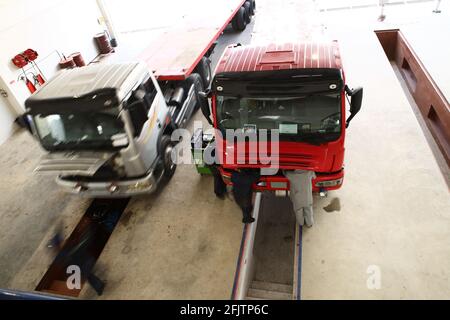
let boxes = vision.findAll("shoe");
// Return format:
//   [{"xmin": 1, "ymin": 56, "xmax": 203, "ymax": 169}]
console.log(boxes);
[
  {"xmin": 242, "ymin": 216, "xmax": 255, "ymax": 224},
  {"xmin": 215, "ymin": 192, "xmax": 226, "ymax": 200}
]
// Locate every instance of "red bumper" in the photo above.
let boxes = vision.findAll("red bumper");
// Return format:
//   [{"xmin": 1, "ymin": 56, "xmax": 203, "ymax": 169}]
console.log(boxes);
[{"xmin": 219, "ymin": 168, "xmax": 344, "ymax": 192}]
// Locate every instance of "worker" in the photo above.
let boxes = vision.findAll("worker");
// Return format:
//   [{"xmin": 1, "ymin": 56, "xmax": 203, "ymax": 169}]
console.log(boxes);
[
  {"xmin": 204, "ymin": 140, "xmax": 259, "ymax": 223},
  {"xmin": 231, "ymin": 169, "xmax": 260, "ymax": 224},
  {"xmin": 284, "ymin": 170, "xmax": 316, "ymax": 227},
  {"xmin": 204, "ymin": 140, "xmax": 227, "ymax": 199},
  {"xmin": 211, "ymin": 165, "xmax": 227, "ymax": 199}
]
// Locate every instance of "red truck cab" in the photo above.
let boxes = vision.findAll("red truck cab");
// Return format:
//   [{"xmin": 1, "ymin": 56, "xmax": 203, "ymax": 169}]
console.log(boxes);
[{"xmin": 209, "ymin": 41, "xmax": 362, "ymax": 193}]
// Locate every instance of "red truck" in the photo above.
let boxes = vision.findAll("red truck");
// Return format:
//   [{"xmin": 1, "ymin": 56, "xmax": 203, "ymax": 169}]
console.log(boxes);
[{"xmin": 205, "ymin": 41, "xmax": 363, "ymax": 194}]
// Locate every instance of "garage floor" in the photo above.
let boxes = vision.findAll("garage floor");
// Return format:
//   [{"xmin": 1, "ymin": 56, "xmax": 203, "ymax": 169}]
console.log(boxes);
[{"xmin": 1, "ymin": 0, "xmax": 449, "ymax": 299}]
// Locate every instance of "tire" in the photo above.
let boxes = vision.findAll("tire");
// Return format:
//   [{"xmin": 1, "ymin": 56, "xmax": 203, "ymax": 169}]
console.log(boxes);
[
  {"xmin": 160, "ymin": 135, "xmax": 177, "ymax": 179},
  {"xmin": 194, "ymin": 57, "xmax": 212, "ymax": 89},
  {"xmin": 183, "ymin": 73, "xmax": 203, "ymax": 113},
  {"xmin": 252, "ymin": 0, "xmax": 256, "ymax": 12},
  {"xmin": 231, "ymin": 7, "xmax": 246, "ymax": 32},
  {"xmin": 244, "ymin": 2, "xmax": 252, "ymax": 23}
]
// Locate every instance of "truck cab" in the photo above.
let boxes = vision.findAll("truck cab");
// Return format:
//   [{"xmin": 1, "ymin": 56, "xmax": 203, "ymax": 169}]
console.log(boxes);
[
  {"xmin": 24, "ymin": 62, "xmax": 207, "ymax": 197},
  {"xmin": 210, "ymin": 41, "xmax": 363, "ymax": 193}
]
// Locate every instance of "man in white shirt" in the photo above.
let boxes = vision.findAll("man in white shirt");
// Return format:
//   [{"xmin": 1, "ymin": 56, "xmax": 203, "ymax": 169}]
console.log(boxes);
[{"xmin": 284, "ymin": 170, "xmax": 316, "ymax": 227}]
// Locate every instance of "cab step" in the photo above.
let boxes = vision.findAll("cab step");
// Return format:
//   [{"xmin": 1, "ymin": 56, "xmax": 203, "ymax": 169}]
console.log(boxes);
[{"xmin": 246, "ymin": 280, "xmax": 293, "ymax": 300}]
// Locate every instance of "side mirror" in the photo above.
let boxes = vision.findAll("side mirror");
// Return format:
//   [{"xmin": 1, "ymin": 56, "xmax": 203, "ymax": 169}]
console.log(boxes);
[
  {"xmin": 345, "ymin": 86, "xmax": 363, "ymax": 128},
  {"xmin": 16, "ymin": 113, "xmax": 33, "ymax": 134},
  {"xmin": 197, "ymin": 90, "xmax": 213, "ymax": 126}
]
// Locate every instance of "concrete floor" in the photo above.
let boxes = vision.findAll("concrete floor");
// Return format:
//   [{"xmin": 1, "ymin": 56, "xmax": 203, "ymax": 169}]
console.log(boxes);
[{"xmin": 1, "ymin": 0, "xmax": 450, "ymax": 299}]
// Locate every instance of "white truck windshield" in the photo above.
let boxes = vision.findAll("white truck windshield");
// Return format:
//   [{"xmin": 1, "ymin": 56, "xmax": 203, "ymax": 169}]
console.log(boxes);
[{"xmin": 34, "ymin": 109, "xmax": 126, "ymax": 151}]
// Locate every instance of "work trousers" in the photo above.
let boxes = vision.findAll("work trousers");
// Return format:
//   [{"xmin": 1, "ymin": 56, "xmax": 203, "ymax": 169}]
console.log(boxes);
[
  {"xmin": 295, "ymin": 206, "xmax": 314, "ymax": 227},
  {"xmin": 231, "ymin": 170, "xmax": 260, "ymax": 222}
]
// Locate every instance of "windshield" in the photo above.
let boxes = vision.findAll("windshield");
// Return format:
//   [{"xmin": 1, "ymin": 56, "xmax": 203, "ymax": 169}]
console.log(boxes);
[
  {"xmin": 34, "ymin": 109, "xmax": 126, "ymax": 151},
  {"xmin": 216, "ymin": 94, "xmax": 341, "ymax": 143}
]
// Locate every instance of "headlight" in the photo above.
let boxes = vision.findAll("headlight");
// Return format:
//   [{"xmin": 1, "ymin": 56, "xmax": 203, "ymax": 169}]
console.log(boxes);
[
  {"xmin": 127, "ymin": 181, "xmax": 152, "ymax": 191},
  {"xmin": 315, "ymin": 178, "xmax": 343, "ymax": 187}
]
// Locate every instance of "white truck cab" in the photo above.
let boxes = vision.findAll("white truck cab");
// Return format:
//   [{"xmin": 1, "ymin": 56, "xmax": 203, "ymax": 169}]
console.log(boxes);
[{"xmin": 24, "ymin": 62, "xmax": 207, "ymax": 197}]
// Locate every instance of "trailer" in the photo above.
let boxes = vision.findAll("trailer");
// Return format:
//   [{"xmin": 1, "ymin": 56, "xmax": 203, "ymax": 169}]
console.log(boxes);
[
  {"xmin": 96, "ymin": 0, "xmax": 255, "ymax": 80},
  {"xmin": 22, "ymin": 0, "xmax": 257, "ymax": 197}
]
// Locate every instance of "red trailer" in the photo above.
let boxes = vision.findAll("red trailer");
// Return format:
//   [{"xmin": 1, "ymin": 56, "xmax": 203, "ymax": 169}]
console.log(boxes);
[
  {"xmin": 100, "ymin": 0, "xmax": 255, "ymax": 80},
  {"xmin": 138, "ymin": 0, "xmax": 253, "ymax": 80}
]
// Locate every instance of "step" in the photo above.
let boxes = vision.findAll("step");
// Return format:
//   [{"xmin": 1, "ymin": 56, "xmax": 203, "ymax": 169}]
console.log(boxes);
[
  {"xmin": 41, "ymin": 280, "xmax": 80, "ymax": 297},
  {"xmin": 247, "ymin": 288, "xmax": 293, "ymax": 300},
  {"xmin": 250, "ymin": 280, "xmax": 293, "ymax": 294},
  {"xmin": 246, "ymin": 296, "xmax": 264, "ymax": 300}
]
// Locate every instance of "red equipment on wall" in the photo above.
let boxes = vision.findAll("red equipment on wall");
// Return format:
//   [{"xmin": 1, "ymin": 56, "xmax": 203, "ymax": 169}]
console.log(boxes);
[
  {"xmin": 23, "ymin": 49, "xmax": 38, "ymax": 61},
  {"xmin": 12, "ymin": 54, "xmax": 28, "ymax": 69},
  {"xmin": 94, "ymin": 32, "xmax": 114, "ymax": 54},
  {"xmin": 59, "ymin": 56, "xmax": 76, "ymax": 69},
  {"xmin": 23, "ymin": 49, "xmax": 46, "ymax": 85},
  {"xmin": 11, "ymin": 49, "xmax": 46, "ymax": 93},
  {"xmin": 24, "ymin": 76, "xmax": 37, "ymax": 93},
  {"xmin": 70, "ymin": 52, "xmax": 86, "ymax": 67}
]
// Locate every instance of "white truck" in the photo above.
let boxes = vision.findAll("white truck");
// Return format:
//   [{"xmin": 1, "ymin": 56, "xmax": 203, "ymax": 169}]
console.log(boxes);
[{"xmin": 22, "ymin": 0, "xmax": 255, "ymax": 197}]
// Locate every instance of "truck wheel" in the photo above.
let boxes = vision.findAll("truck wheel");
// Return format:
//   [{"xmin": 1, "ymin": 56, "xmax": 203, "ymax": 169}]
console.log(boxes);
[
  {"xmin": 194, "ymin": 57, "xmax": 212, "ymax": 89},
  {"xmin": 160, "ymin": 135, "xmax": 177, "ymax": 179},
  {"xmin": 183, "ymin": 73, "xmax": 203, "ymax": 112},
  {"xmin": 244, "ymin": 2, "xmax": 252, "ymax": 23},
  {"xmin": 232, "ymin": 7, "xmax": 246, "ymax": 32}
]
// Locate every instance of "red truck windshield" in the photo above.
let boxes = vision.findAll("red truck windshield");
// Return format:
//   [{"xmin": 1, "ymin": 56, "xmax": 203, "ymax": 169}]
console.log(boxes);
[{"xmin": 216, "ymin": 94, "xmax": 341, "ymax": 143}]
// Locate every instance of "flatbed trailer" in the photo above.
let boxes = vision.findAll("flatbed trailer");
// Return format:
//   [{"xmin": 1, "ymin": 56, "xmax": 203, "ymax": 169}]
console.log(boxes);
[
  {"xmin": 98, "ymin": 0, "xmax": 252, "ymax": 80},
  {"xmin": 138, "ymin": 0, "xmax": 249, "ymax": 80}
]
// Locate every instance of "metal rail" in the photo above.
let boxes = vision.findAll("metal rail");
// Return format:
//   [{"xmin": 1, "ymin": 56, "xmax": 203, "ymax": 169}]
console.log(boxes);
[{"xmin": 231, "ymin": 192, "xmax": 303, "ymax": 300}]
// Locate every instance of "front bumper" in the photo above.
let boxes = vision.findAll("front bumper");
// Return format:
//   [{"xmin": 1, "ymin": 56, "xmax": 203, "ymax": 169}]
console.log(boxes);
[
  {"xmin": 56, "ymin": 170, "xmax": 159, "ymax": 197},
  {"xmin": 219, "ymin": 168, "xmax": 344, "ymax": 192}
]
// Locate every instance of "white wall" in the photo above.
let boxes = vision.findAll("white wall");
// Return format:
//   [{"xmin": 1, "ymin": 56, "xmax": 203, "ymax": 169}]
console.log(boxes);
[
  {"xmin": 0, "ymin": 76, "xmax": 15, "ymax": 145},
  {"xmin": 0, "ymin": 0, "xmax": 105, "ymax": 144}
]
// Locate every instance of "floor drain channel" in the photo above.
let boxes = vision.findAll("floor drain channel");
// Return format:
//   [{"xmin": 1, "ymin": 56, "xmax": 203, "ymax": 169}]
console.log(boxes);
[{"xmin": 35, "ymin": 198, "xmax": 130, "ymax": 297}]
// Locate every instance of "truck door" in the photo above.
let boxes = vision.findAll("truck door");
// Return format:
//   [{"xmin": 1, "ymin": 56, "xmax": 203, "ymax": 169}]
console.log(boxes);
[{"xmin": 127, "ymin": 75, "xmax": 169, "ymax": 171}]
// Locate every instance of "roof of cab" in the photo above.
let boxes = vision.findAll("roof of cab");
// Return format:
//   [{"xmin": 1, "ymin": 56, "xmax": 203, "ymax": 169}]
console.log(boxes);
[
  {"xmin": 25, "ymin": 62, "xmax": 148, "ymax": 105},
  {"xmin": 215, "ymin": 41, "xmax": 342, "ymax": 74}
]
